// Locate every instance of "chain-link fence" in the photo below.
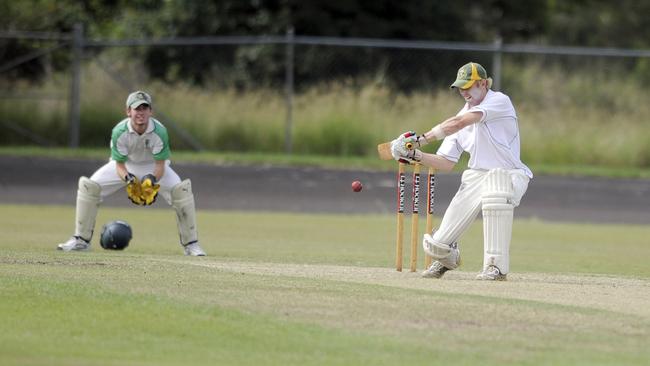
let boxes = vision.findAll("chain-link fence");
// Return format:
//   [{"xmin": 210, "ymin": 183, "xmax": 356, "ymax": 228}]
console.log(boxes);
[{"xmin": 2, "ymin": 25, "xmax": 650, "ymax": 166}]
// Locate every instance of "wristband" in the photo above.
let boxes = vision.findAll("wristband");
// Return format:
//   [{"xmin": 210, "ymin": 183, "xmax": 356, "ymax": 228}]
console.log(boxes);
[
  {"xmin": 417, "ymin": 134, "xmax": 429, "ymax": 146},
  {"xmin": 431, "ymin": 125, "xmax": 446, "ymax": 140}
]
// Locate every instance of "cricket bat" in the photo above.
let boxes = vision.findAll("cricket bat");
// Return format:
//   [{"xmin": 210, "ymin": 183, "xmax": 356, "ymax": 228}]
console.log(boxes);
[{"xmin": 377, "ymin": 141, "xmax": 415, "ymax": 160}]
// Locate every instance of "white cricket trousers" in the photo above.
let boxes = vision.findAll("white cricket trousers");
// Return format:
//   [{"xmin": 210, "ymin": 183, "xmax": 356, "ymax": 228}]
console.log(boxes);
[
  {"xmin": 89, "ymin": 160, "xmax": 182, "ymax": 205},
  {"xmin": 431, "ymin": 168, "xmax": 529, "ymax": 246}
]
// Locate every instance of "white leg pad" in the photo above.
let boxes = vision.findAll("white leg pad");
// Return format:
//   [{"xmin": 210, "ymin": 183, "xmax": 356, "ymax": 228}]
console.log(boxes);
[
  {"xmin": 482, "ymin": 168, "xmax": 514, "ymax": 274},
  {"xmin": 75, "ymin": 177, "xmax": 101, "ymax": 241},
  {"xmin": 171, "ymin": 179, "xmax": 198, "ymax": 245},
  {"xmin": 422, "ymin": 233, "xmax": 460, "ymax": 269}
]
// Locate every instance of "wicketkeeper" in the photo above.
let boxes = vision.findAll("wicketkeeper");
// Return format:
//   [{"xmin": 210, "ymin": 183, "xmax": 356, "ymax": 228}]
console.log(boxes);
[
  {"xmin": 57, "ymin": 91, "xmax": 206, "ymax": 256},
  {"xmin": 390, "ymin": 62, "xmax": 532, "ymax": 280}
]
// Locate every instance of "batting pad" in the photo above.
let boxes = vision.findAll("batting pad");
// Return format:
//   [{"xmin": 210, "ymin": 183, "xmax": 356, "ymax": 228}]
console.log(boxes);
[
  {"xmin": 76, "ymin": 176, "xmax": 101, "ymax": 241},
  {"xmin": 171, "ymin": 179, "xmax": 198, "ymax": 245},
  {"xmin": 482, "ymin": 168, "xmax": 514, "ymax": 274},
  {"xmin": 422, "ymin": 233, "xmax": 460, "ymax": 269}
]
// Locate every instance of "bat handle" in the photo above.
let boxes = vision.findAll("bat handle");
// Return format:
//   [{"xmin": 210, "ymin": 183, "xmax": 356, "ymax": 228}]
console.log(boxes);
[{"xmin": 405, "ymin": 142, "xmax": 413, "ymax": 150}]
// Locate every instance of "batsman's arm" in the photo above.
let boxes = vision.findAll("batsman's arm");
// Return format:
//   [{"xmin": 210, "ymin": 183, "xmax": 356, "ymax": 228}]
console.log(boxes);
[
  {"xmin": 417, "ymin": 153, "xmax": 455, "ymax": 172},
  {"xmin": 422, "ymin": 111, "xmax": 483, "ymax": 143}
]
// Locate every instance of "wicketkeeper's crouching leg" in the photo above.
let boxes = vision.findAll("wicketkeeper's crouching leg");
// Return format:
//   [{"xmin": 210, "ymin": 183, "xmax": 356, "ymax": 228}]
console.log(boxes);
[
  {"xmin": 57, "ymin": 177, "xmax": 101, "ymax": 251},
  {"xmin": 171, "ymin": 179, "xmax": 206, "ymax": 256}
]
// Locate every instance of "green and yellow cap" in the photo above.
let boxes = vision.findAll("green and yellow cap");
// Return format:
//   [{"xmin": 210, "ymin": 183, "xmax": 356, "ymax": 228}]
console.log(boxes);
[{"xmin": 450, "ymin": 62, "xmax": 492, "ymax": 89}]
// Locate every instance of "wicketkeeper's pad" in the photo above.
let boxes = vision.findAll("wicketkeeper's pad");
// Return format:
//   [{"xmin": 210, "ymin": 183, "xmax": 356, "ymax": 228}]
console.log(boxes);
[
  {"xmin": 76, "ymin": 176, "xmax": 101, "ymax": 241},
  {"xmin": 171, "ymin": 179, "xmax": 198, "ymax": 245}
]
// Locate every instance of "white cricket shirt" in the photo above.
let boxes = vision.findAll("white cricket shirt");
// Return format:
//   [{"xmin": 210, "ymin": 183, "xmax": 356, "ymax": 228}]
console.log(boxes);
[
  {"xmin": 437, "ymin": 90, "xmax": 533, "ymax": 178},
  {"xmin": 110, "ymin": 118, "xmax": 170, "ymax": 164}
]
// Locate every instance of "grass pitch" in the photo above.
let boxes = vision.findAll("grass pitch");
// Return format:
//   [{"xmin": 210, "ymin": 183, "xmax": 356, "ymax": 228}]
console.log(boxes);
[{"xmin": 1, "ymin": 204, "xmax": 649, "ymax": 365}]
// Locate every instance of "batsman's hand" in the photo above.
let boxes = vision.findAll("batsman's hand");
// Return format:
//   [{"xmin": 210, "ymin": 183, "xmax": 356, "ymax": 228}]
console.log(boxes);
[
  {"xmin": 390, "ymin": 138, "xmax": 423, "ymax": 165},
  {"xmin": 140, "ymin": 174, "xmax": 160, "ymax": 205},
  {"xmin": 394, "ymin": 131, "xmax": 427, "ymax": 151},
  {"xmin": 125, "ymin": 174, "xmax": 145, "ymax": 205}
]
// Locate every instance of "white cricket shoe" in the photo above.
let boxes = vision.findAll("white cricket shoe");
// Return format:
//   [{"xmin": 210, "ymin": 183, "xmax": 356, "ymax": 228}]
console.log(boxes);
[
  {"xmin": 421, "ymin": 261, "xmax": 451, "ymax": 279},
  {"xmin": 183, "ymin": 242, "xmax": 206, "ymax": 256},
  {"xmin": 422, "ymin": 241, "xmax": 461, "ymax": 279},
  {"xmin": 476, "ymin": 265, "xmax": 507, "ymax": 281},
  {"xmin": 57, "ymin": 236, "xmax": 90, "ymax": 252}
]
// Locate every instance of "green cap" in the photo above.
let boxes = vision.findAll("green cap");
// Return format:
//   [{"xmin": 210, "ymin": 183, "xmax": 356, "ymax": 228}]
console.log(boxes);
[
  {"xmin": 450, "ymin": 62, "xmax": 492, "ymax": 89},
  {"xmin": 126, "ymin": 91, "xmax": 152, "ymax": 109}
]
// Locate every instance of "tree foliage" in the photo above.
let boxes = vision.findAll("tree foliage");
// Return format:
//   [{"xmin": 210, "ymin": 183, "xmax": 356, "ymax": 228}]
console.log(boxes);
[{"xmin": 2, "ymin": 0, "xmax": 649, "ymax": 86}]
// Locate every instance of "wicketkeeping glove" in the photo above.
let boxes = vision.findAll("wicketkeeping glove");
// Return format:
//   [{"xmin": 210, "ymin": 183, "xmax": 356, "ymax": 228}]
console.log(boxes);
[
  {"xmin": 140, "ymin": 174, "xmax": 160, "ymax": 205},
  {"xmin": 125, "ymin": 173, "xmax": 145, "ymax": 205}
]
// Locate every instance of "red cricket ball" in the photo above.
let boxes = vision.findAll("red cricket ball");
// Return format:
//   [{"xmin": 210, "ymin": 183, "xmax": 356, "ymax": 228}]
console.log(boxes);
[{"xmin": 351, "ymin": 180, "xmax": 363, "ymax": 192}]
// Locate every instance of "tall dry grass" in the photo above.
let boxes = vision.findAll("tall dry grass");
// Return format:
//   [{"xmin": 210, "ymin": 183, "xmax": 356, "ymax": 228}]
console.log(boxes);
[{"xmin": 1, "ymin": 59, "xmax": 649, "ymax": 169}]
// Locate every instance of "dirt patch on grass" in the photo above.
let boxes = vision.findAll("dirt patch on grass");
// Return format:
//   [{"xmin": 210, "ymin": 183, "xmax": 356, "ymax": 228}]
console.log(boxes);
[
  {"xmin": 163, "ymin": 259, "xmax": 650, "ymax": 319},
  {"xmin": 0, "ymin": 257, "xmax": 108, "ymax": 267}
]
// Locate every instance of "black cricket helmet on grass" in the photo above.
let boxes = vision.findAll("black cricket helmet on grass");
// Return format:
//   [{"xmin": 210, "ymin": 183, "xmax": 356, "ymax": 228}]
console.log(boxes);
[{"xmin": 100, "ymin": 220, "xmax": 132, "ymax": 250}]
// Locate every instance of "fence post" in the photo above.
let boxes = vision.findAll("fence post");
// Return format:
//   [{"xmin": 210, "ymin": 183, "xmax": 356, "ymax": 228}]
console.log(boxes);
[
  {"xmin": 492, "ymin": 36, "xmax": 502, "ymax": 91},
  {"xmin": 284, "ymin": 27, "xmax": 295, "ymax": 154},
  {"xmin": 68, "ymin": 23, "xmax": 83, "ymax": 148}
]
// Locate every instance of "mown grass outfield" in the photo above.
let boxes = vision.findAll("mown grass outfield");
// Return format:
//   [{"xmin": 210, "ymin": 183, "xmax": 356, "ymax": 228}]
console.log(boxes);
[{"xmin": 1, "ymin": 204, "xmax": 649, "ymax": 365}]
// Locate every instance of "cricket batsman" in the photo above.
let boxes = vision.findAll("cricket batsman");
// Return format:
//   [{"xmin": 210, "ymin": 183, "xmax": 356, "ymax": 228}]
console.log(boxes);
[
  {"xmin": 390, "ymin": 62, "xmax": 532, "ymax": 280},
  {"xmin": 57, "ymin": 90, "xmax": 206, "ymax": 256}
]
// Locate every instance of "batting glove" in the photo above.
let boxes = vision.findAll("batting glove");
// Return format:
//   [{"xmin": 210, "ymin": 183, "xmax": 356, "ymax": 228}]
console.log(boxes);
[
  {"xmin": 395, "ymin": 131, "xmax": 428, "ymax": 151},
  {"xmin": 390, "ymin": 132, "xmax": 415, "ymax": 163},
  {"xmin": 390, "ymin": 138, "xmax": 423, "ymax": 165},
  {"xmin": 399, "ymin": 149, "xmax": 423, "ymax": 165}
]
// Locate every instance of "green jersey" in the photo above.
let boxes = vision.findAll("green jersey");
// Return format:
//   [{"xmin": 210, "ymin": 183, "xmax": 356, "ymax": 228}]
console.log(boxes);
[{"xmin": 110, "ymin": 118, "xmax": 170, "ymax": 163}]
